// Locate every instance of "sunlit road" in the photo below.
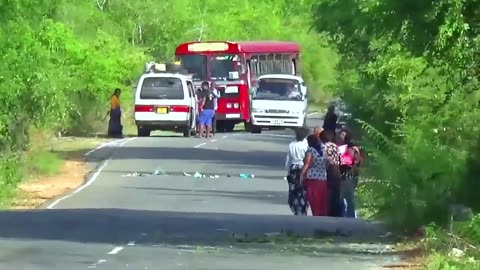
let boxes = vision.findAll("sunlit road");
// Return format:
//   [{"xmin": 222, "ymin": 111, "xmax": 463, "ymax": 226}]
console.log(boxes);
[{"xmin": 0, "ymin": 114, "xmax": 399, "ymax": 269}]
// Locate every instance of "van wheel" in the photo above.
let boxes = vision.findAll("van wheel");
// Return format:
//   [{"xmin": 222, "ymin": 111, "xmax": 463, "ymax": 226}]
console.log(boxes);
[
  {"xmin": 137, "ymin": 127, "xmax": 150, "ymax": 137},
  {"xmin": 251, "ymin": 125, "xmax": 262, "ymax": 134},
  {"xmin": 183, "ymin": 128, "xmax": 192, "ymax": 137},
  {"xmin": 244, "ymin": 122, "xmax": 252, "ymax": 132}
]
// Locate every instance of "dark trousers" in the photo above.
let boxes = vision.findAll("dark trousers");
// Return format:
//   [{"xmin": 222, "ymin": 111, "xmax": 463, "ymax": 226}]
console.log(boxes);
[
  {"xmin": 327, "ymin": 166, "xmax": 342, "ymax": 217},
  {"xmin": 108, "ymin": 108, "xmax": 123, "ymax": 137}
]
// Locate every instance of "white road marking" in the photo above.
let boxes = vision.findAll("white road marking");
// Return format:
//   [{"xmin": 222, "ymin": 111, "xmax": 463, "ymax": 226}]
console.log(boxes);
[
  {"xmin": 88, "ymin": 259, "xmax": 107, "ymax": 269},
  {"xmin": 127, "ymin": 241, "xmax": 135, "ymax": 246},
  {"xmin": 47, "ymin": 137, "xmax": 136, "ymax": 209},
  {"xmin": 84, "ymin": 138, "xmax": 129, "ymax": 156},
  {"xmin": 194, "ymin": 142, "xmax": 207, "ymax": 148},
  {"xmin": 194, "ymin": 134, "xmax": 229, "ymax": 148},
  {"xmin": 107, "ymin": 246, "xmax": 124, "ymax": 255}
]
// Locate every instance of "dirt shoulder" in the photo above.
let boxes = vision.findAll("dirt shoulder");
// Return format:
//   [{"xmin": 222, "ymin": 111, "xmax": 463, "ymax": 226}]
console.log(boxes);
[{"xmin": 12, "ymin": 137, "xmax": 114, "ymax": 209}]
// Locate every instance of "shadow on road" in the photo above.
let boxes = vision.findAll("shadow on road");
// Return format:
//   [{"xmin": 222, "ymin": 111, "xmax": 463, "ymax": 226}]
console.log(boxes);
[
  {"xmin": 57, "ymin": 146, "xmax": 285, "ymax": 171},
  {"xmin": 0, "ymin": 209, "xmax": 388, "ymax": 246},
  {"xmin": 125, "ymin": 187, "xmax": 288, "ymax": 206}
]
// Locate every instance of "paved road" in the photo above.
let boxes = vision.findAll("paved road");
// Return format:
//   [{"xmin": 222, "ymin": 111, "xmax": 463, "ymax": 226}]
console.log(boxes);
[{"xmin": 0, "ymin": 114, "xmax": 399, "ymax": 269}]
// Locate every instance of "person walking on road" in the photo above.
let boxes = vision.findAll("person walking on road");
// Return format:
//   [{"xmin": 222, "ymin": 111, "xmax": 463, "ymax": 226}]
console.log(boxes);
[
  {"xmin": 320, "ymin": 130, "xmax": 343, "ymax": 217},
  {"xmin": 107, "ymin": 88, "xmax": 123, "ymax": 138},
  {"xmin": 300, "ymin": 134, "xmax": 329, "ymax": 216},
  {"xmin": 337, "ymin": 128, "xmax": 362, "ymax": 218},
  {"xmin": 197, "ymin": 82, "xmax": 216, "ymax": 138},
  {"xmin": 210, "ymin": 82, "xmax": 221, "ymax": 136},
  {"xmin": 285, "ymin": 127, "xmax": 310, "ymax": 216},
  {"xmin": 196, "ymin": 82, "xmax": 209, "ymax": 136},
  {"xmin": 323, "ymin": 105, "xmax": 338, "ymax": 135}
]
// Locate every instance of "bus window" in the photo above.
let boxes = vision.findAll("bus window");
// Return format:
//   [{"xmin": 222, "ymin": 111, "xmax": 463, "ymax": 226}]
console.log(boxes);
[
  {"xmin": 176, "ymin": 55, "xmax": 207, "ymax": 81},
  {"xmin": 274, "ymin": 54, "xmax": 283, "ymax": 73},
  {"xmin": 259, "ymin": 55, "xmax": 267, "ymax": 74},
  {"xmin": 282, "ymin": 54, "xmax": 293, "ymax": 74},
  {"xmin": 209, "ymin": 54, "xmax": 242, "ymax": 81},
  {"xmin": 250, "ymin": 56, "xmax": 259, "ymax": 75},
  {"xmin": 266, "ymin": 54, "xmax": 275, "ymax": 73}
]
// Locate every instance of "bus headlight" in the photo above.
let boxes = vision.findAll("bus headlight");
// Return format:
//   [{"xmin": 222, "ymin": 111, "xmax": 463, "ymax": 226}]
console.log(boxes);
[{"xmin": 233, "ymin": 103, "xmax": 239, "ymax": 109}]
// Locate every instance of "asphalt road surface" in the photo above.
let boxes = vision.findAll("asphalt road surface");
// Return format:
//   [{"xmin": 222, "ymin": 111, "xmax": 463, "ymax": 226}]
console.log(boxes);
[{"xmin": 0, "ymin": 113, "xmax": 400, "ymax": 269}]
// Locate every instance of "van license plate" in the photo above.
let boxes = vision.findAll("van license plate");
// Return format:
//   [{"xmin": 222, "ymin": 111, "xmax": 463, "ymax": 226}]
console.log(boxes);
[{"xmin": 156, "ymin": 107, "xmax": 167, "ymax": 114}]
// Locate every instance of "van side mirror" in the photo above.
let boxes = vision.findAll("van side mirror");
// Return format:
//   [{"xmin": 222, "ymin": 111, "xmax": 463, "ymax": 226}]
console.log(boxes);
[{"xmin": 300, "ymin": 86, "xmax": 307, "ymax": 96}]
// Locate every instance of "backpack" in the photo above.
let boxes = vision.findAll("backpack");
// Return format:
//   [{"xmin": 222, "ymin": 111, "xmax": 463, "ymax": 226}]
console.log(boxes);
[{"xmin": 338, "ymin": 144, "xmax": 362, "ymax": 166}]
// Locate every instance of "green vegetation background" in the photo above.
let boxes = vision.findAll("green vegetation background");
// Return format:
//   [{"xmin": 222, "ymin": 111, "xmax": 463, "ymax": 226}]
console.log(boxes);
[{"xmin": 0, "ymin": 0, "xmax": 336, "ymax": 202}]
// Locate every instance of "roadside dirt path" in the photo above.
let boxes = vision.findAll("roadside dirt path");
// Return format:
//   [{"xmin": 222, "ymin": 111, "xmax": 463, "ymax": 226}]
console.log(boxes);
[{"xmin": 12, "ymin": 137, "xmax": 112, "ymax": 209}]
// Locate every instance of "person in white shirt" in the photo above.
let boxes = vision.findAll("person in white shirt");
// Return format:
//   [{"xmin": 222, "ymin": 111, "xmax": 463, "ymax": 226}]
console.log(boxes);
[
  {"xmin": 210, "ymin": 82, "xmax": 221, "ymax": 135},
  {"xmin": 285, "ymin": 127, "xmax": 310, "ymax": 215}
]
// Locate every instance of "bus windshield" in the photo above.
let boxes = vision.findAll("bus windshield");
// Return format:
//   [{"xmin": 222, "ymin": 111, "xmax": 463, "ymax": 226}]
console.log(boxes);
[
  {"xmin": 253, "ymin": 78, "xmax": 303, "ymax": 101},
  {"xmin": 210, "ymin": 54, "xmax": 242, "ymax": 81},
  {"xmin": 176, "ymin": 55, "xmax": 207, "ymax": 81},
  {"xmin": 176, "ymin": 54, "xmax": 242, "ymax": 82}
]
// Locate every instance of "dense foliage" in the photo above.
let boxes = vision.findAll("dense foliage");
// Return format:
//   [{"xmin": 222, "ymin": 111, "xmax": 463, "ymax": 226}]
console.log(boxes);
[
  {"xmin": 0, "ymin": 1, "xmax": 337, "ymax": 197},
  {"xmin": 312, "ymin": 0, "xmax": 480, "ymax": 246}
]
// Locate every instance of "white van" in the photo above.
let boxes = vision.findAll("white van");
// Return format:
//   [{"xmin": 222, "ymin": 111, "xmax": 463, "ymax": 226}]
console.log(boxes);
[
  {"xmin": 134, "ymin": 72, "xmax": 197, "ymax": 137},
  {"xmin": 250, "ymin": 74, "xmax": 308, "ymax": 134}
]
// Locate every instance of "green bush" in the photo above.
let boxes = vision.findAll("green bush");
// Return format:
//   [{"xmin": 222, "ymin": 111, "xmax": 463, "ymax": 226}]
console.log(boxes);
[{"xmin": 311, "ymin": 0, "xmax": 480, "ymax": 231}]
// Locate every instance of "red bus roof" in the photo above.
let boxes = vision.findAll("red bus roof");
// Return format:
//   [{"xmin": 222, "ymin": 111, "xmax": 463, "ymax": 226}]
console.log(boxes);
[{"xmin": 175, "ymin": 41, "xmax": 300, "ymax": 54}]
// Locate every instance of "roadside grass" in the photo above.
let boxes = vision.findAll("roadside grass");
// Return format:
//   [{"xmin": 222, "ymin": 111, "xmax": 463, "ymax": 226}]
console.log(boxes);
[
  {"xmin": 0, "ymin": 185, "xmax": 17, "ymax": 209},
  {"xmin": 26, "ymin": 151, "xmax": 63, "ymax": 177},
  {"xmin": 5, "ymin": 125, "xmax": 115, "ymax": 209}
]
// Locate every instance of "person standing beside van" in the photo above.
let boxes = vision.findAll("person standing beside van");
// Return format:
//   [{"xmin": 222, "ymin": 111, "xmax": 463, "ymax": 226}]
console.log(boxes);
[
  {"xmin": 197, "ymin": 82, "xmax": 216, "ymax": 138},
  {"xmin": 108, "ymin": 88, "xmax": 123, "ymax": 138},
  {"xmin": 210, "ymin": 82, "xmax": 221, "ymax": 135},
  {"xmin": 196, "ymin": 82, "xmax": 209, "ymax": 136}
]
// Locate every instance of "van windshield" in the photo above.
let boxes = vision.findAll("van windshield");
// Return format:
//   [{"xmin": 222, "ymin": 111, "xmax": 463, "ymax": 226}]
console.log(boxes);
[
  {"xmin": 253, "ymin": 78, "xmax": 302, "ymax": 101},
  {"xmin": 140, "ymin": 77, "xmax": 184, "ymax": 100}
]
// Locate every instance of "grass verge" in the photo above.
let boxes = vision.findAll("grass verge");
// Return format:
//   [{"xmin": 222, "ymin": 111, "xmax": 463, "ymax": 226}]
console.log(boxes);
[{"xmin": 11, "ymin": 134, "xmax": 113, "ymax": 209}]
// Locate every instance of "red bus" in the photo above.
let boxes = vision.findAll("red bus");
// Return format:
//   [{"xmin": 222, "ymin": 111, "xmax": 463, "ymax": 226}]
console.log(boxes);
[{"xmin": 174, "ymin": 41, "xmax": 301, "ymax": 132}]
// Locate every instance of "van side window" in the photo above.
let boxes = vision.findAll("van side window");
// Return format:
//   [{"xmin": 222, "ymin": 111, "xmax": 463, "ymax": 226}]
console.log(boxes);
[{"xmin": 187, "ymin": 81, "xmax": 194, "ymax": 97}]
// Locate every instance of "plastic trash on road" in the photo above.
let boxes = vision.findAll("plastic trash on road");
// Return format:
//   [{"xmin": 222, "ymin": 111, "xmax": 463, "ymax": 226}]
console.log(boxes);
[
  {"xmin": 193, "ymin": 172, "xmax": 203, "ymax": 178},
  {"xmin": 183, "ymin": 172, "xmax": 192, "ymax": 176},
  {"xmin": 239, "ymin": 173, "xmax": 248, "ymax": 179}
]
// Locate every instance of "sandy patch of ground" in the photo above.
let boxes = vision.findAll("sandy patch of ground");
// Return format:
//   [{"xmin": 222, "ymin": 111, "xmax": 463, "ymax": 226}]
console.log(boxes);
[
  {"xmin": 13, "ymin": 160, "xmax": 87, "ymax": 209},
  {"xmin": 11, "ymin": 137, "xmax": 113, "ymax": 209}
]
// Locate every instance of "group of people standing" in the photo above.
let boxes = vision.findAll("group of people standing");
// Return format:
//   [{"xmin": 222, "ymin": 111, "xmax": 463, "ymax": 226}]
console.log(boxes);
[
  {"xmin": 196, "ymin": 81, "xmax": 220, "ymax": 138},
  {"xmin": 285, "ymin": 105, "xmax": 362, "ymax": 217}
]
